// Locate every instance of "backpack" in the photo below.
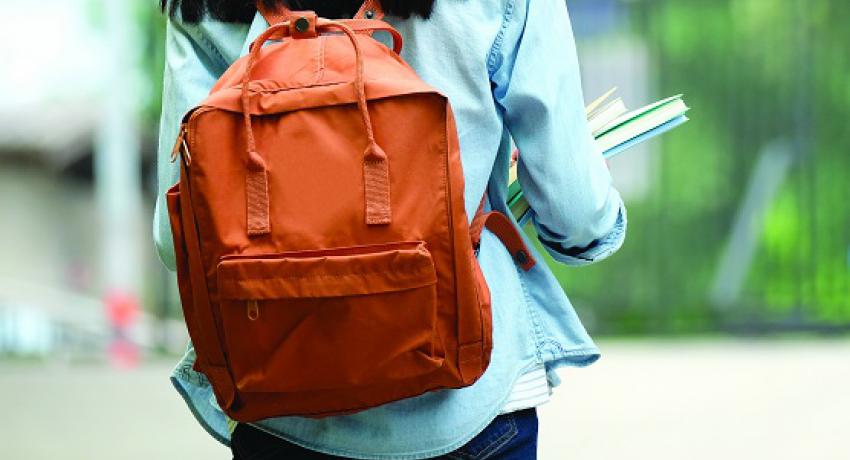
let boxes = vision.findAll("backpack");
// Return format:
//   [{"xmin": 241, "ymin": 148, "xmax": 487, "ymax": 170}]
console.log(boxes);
[{"xmin": 166, "ymin": 0, "xmax": 536, "ymax": 422}]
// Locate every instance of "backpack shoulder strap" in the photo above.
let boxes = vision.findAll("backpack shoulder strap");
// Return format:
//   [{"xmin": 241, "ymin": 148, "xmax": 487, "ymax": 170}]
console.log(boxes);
[
  {"xmin": 258, "ymin": 0, "xmax": 385, "ymax": 25},
  {"xmin": 470, "ymin": 194, "xmax": 537, "ymax": 271}
]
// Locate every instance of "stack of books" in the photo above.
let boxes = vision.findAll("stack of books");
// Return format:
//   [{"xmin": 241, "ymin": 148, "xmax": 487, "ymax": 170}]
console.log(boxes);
[{"xmin": 508, "ymin": 88, "xmax": 689, "ymax": 223}]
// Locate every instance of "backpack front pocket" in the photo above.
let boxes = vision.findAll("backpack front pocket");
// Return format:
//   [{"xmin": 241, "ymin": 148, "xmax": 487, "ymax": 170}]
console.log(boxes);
[{"xmin": 216, "ymin": 241, "xmax": 444, "ymax": 393}]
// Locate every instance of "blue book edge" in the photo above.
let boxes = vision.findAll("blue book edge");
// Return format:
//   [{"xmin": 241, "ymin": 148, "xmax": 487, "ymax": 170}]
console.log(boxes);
[{"xmin": 602, "ymin": 114, "xmax": 689, "ymax": 159}]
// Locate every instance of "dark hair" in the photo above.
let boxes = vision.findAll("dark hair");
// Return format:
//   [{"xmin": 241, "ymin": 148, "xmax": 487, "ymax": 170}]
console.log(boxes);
[{"xmin": 161, "ymin": 1, "xmax": 436, "ymax": 24}]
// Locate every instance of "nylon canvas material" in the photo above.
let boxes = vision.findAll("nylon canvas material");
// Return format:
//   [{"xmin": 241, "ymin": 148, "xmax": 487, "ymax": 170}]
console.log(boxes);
[{"xmin": 166, "ymin": 15, "xmax": 532, "ymax": 421}]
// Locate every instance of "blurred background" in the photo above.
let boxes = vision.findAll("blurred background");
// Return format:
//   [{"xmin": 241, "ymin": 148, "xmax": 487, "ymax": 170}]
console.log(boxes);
[{"xmin": 1, "ymin": 0, "xmax": 847, "ymax": 459}]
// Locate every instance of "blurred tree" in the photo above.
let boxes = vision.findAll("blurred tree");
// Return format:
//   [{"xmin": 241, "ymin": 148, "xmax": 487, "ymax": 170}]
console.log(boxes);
[
  {"xmin": 136, "ymin": 1, "xmax": 167, "ymax": 127},
  {"xmin": 555, "ymin": 0, "xmax": 850, "ymax": 334}
]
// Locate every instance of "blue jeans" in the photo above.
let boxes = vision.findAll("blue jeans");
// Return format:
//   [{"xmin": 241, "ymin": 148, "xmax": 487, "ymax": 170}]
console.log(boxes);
[{"xmin": 231, "ymin": 408, "xmax": 538, "ymax": 460}]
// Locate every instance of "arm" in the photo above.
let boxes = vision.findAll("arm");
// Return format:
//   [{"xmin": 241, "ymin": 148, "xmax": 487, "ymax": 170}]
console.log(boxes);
[
  {"xmin": 489, "ymin": 0, "xmax": 626, "ymax": 266},
  {"xmin": 153, "ymin": 16, "xmax": 231, "ymax": 270}
]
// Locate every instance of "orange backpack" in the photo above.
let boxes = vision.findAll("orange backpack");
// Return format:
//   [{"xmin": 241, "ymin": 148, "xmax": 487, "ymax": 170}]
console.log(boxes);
[{"xmin": 166, "ymin": 0, "xmax": 536, "ymax": 422}]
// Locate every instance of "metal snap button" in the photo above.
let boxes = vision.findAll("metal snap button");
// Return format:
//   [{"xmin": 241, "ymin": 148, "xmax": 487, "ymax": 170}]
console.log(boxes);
[
  {"xmin": 364, "ymin": 9, "xmax": 376, "ymax": 19},
  {"xmin": 294, "ymin": 16, "xmax": 310, "ymax": 33}
]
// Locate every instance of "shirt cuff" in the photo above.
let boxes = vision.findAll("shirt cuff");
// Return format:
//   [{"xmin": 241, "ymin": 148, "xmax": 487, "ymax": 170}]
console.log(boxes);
[{"xmin": 535, "ymin": 203, "xmax": 627, "ymax": 266}]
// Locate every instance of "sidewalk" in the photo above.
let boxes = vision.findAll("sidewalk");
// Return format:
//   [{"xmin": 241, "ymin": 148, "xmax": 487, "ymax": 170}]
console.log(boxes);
[
  {"xmin": 2, "ymin": 338, "xmax": 848, "ymax": 459},
  {"xmin": 538, "ymin": 339, "xmax": 850, "ymax": 460}
]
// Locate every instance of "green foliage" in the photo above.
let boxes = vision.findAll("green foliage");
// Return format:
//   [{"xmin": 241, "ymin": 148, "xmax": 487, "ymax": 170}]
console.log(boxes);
[
  {"xmin": 552, "ymin": 0, "xmax": 850, "ymax": 334},
  {"xmin": 136, "ymin": 1, "xmax": 168, "ymax": 126}
]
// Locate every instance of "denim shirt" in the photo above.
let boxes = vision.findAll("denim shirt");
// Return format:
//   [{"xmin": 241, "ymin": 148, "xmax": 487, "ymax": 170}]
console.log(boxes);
[{"xmin": 154, "ymin": 1, "xmax": 626, "ymax": 458}]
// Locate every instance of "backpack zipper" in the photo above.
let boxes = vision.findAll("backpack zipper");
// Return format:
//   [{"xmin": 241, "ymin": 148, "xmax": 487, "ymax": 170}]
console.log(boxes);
[
  {"xmin": 171, "ymin": 106, "xmax": 217, "ymax": 167},
  {"xmin": 247, "ymin": 300, "xmax": 260, "ymax": 321},
  {"xmin": 170, "ymin": 123, "xmax": 191, "ymax": 166}
]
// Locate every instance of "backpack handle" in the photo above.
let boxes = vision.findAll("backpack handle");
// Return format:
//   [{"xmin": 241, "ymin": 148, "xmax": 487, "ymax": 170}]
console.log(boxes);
[
  {"xmin": 240, "ymin": 17, "xmax": 392, "ymax": 235},
  {"xmin": 248, "ymin": 18, "xmax": 403, "ymax": 55},
  {"xmin": 258, "ymin": 0, "xmax": 385, "ymax": 24},
  {"xmin": 338, "ymin": 19, "xmax": 403, "ymax": 54}
]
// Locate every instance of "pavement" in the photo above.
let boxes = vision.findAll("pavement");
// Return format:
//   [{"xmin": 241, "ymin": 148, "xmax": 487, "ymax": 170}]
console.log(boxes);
[
  {"xmin": 537, "ymin": 338, "xmax": 850, "ymax": 460},
  {"xmin": 1, "ymin": 338, "xmax": 848, "ymax": 460}
]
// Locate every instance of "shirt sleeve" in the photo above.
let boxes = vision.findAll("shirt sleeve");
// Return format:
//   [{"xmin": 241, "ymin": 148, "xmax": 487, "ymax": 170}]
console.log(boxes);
[
  {"xmin": 153, "ymin": 17, "xmax": 230, "ymax": 271},
  {"xmin": 488, "ymin": 0, "xmax": 626, "ymax": 266}
]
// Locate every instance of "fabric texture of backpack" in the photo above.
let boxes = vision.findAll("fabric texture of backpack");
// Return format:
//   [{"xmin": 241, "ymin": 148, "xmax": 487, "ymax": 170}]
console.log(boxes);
[{"xmin": 166, "ymin": 0, "xmax": 536, "ymax": 422}]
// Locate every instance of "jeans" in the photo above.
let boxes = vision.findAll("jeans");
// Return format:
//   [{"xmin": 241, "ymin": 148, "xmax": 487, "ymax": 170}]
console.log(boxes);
[{"xmin": 231, "ymin": 408, "xmax": 538, "ymax": 460}]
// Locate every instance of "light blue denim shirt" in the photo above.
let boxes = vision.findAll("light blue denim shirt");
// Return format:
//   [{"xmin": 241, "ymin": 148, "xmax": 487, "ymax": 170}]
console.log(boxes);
[{"xmin": 154, "ymin": 1, "xmax": 626, "ymax": 458}]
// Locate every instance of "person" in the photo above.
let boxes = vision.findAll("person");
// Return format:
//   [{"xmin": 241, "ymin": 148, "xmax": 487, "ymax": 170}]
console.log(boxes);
[{"xmin": 154, "ymin": 0, "xmax": 627, "ymax": 458}]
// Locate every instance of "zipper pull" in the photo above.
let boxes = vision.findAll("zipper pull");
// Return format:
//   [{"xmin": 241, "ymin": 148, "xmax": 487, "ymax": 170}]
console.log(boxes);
[
  {"xmin": 247, "ymin": 300, "xmax": 259, "ymax": 321},
  {"xmin": 170, "ymin": 124, "xmax": 191, "ymax": 166}
]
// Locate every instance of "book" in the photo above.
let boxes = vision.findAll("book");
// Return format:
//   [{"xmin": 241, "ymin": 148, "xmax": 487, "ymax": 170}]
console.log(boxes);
[
  {"xmin": 585, "ymin": 86, "xmax": 618, "ymax": 115},
  {"xmin": 509, "ymin": 89, "xmax": 689, "ymax": 223},
  {"xmin": 594, "ymin": 95, "xmax": 689, "ymax": 152},
  {"xmin": 588, "ymin": 97, "xmax": 628, "ymax": 135}
]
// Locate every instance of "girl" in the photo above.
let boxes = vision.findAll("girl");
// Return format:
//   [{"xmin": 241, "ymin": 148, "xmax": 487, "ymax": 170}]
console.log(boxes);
[{"xmin": 155, "ymin": 1, "xmax": 627, "ymax": 458}]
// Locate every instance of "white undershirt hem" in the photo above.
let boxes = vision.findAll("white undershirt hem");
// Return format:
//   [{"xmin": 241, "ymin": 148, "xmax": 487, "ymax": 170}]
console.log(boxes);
[{"xmin": 499, "ymin": 364, "xmax": 551, "ymax": 414}]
